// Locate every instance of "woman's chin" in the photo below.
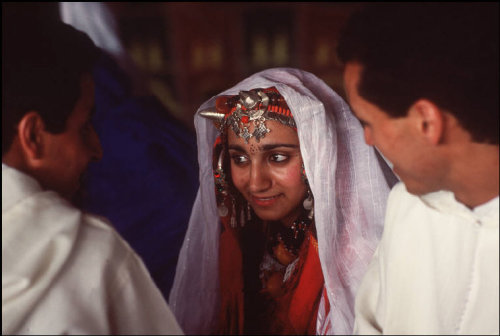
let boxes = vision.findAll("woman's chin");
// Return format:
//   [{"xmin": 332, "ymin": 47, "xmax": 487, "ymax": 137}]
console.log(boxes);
[{"xmin": 253, "ymin": 210, "xmax": 283, "ymax": 222}]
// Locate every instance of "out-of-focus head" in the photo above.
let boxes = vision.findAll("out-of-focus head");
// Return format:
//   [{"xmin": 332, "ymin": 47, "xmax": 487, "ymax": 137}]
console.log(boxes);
[
  {"xmin": 201, "ymin": 87, "xmax": 307, "ymax": 225},
  {"xmin": 338, "ymin": 3, "xmax": 499, "ymax": 145},
  {"xmin": 338, "ymin": 3, "xmax": 499, "ymax": 196},
  {"xmin": 2, "ymin": 8, "xmax": 102, "ymax": 199}
]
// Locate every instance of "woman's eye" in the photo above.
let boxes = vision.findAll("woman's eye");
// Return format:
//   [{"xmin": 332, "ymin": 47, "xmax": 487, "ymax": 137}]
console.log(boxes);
[
  {"xmin": 270, "ymin": 154, "xmax": 288, "ymax": 162},
  {"xmin": 231, "ymin": 155, "xmax": 249, "ymax": 165}
]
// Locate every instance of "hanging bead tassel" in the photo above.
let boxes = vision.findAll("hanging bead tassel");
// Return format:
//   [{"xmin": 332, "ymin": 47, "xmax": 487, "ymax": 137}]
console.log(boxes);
[
  {"xmin": 247, "ymin": 202, "xmax": 252, "ymax": 221},
  {"xmin": 240, "ymin": 205, "xmax": 245, "ymax": 227},
  {"xmin": 218, "ymin": 202, "xmax": 228, "ymax": 217},
  {"xmin": 230, "ymin": 198, "xmax": 237, "ymax": 228}
]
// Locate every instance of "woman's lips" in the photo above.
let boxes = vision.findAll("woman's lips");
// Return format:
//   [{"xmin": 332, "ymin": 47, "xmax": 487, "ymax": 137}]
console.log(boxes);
[{"xmin": 251, "ymin": 194, "xmax": 281, "ymax": 207}]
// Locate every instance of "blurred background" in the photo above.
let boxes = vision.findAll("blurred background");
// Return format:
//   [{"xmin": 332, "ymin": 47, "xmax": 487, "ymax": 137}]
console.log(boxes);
[
  {"xmin": 106, "ymin": 2, "xmax": 364, "ymax": 130},
  {"xmin": 3, "ymin": 1, "xmax": 366, "ymax": 301},
  {"xmin": 4, "ymin": 2, "xmax": 364, "ymax": 130}
]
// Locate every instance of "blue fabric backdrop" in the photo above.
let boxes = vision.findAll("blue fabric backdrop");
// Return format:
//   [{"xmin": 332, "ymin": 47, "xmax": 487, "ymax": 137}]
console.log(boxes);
[{"xmin": 79, "ymin": 53, "xmax": 199, "ymax": 300}]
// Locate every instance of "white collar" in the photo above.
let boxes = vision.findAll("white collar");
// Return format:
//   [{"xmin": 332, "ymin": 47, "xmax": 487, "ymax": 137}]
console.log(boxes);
[
  {"xmin": 420, "ymin": 188, "xmax": 499, "ymax": 224},
  {"xmin": 2, "ymin": 163, "xmax": 43, "ymax": 213}
]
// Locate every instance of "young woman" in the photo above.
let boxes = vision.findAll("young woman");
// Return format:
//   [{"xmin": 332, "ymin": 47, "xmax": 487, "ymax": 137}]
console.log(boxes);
[{"xmin": 169, "ymin": 68, "xmax": 396, "ymax": 334}]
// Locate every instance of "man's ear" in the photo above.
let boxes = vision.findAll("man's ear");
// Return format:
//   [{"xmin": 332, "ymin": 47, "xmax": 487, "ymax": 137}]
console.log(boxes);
[
  {"xmin": 408, "ymin": 99, "xmax": 444, "ymax": 145},
  {"xmin": 17, "ymin": 111, "xmax": 46, "ymax": 166}
]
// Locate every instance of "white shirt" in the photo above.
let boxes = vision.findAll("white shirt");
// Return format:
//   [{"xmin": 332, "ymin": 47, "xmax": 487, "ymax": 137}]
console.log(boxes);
[
  {"xmin": 354, "ymin": 182, "xmax": 499, "ymax": 335},
  {"xmin": 2, "ymin": 164, "xmax": 183, "ymax": 335}
]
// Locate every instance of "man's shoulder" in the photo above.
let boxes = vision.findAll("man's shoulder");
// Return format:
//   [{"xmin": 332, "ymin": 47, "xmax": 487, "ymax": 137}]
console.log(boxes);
[
  {"xmin": 388, "ymin": 182, "xmax": 447, "ymax": 210},
  {"xmin": 387, "ymin": 182, "xmax": 420, "ymax": 208},
  {"xmin": 79, "ymin": 211, "xmax": 136, "ymax": 258},
  {"xmin": 3, "ymin": 166, "xmax": 133, "ymax": 263},
  {"xmin": 2, "ymin": 164, "xmax": 140, "ymax": 279},
  {"xmin": 385, "ymin": 182, "xmax": 437, "ymax": 226}
]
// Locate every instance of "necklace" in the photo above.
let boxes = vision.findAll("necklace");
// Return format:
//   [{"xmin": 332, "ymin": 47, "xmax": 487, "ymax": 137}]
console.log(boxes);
[
  {"xmin": 259, "ymin": 215, "xmax": 313, "ymax": 296},
  {"xmin": 276, "ymin": 218, "xmax": 312, "ymax": 256}
]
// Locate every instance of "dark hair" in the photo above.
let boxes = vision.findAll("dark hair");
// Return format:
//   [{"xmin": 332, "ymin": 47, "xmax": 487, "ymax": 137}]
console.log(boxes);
[
  {"xmin": 2, "ymin": 9, "xmax": 100, "ymax": 154},
  {"xmin": 337, "ymin": 3, "xmax": 499, "ymax": 144}
]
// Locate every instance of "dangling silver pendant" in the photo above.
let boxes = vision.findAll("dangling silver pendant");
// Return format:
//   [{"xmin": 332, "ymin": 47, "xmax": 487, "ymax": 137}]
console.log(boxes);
[
  {"xmin": 303, "ymin": 194, "xmax": 313, "ymax": 210},
  {"xmin": 308, "ymin": 207, "xmax": 314, "ymax": 220},
  {"xmin": 303, "ymin": 190, "xmax": 314, "ymax": 220},
  {"xmin": 218, "ymin": 203, "xmax": 228, "ymax": 217}
]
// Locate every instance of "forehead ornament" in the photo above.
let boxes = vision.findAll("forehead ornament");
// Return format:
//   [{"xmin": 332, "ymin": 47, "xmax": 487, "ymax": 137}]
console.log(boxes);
[{"xmin": 200, "ymin": 88, "xmax": 296, "ymax": 143}]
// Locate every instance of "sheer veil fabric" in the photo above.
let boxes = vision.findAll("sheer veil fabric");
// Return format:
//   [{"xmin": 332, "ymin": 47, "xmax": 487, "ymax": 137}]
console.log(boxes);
[{"xmin": 169, "ymin": 68, "xmax": 395, "ymax": 334}]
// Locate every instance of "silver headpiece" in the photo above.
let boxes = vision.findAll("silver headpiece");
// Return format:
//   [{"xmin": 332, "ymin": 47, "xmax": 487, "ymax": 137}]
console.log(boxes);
[{"xmin": 200, "ymin": 88, "xmax": 296, "ymax": 143}]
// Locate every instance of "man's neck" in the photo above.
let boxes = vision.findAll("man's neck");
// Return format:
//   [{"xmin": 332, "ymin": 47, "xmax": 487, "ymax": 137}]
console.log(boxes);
[{"xmin": 449, "ymin": 143, "xmax": 499, "ymax": 209}]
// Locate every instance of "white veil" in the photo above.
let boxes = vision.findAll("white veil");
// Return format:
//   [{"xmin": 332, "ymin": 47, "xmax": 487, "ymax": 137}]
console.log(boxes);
[{"xmin": 169, "ymin": 68, "xmax": 394, "ymax": 334}]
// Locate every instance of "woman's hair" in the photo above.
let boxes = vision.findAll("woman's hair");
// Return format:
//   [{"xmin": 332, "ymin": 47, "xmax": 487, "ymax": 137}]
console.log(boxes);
[{"xmin": 337, "ymin": 3, "xmax": 499, "ymax": 144}]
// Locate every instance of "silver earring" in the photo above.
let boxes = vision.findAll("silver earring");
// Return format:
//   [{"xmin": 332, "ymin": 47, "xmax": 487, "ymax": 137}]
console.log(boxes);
[{"xmin": 303, "ymin": 188, "xmax": 314, "ymax": 220}]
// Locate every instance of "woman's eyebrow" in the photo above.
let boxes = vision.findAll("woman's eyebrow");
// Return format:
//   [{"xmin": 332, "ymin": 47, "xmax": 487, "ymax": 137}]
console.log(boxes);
[
  {"xmin": 228, "ymin": 143, "xmax": 299, "ymax": 153},
  {"xmin": 260, "ymin": 144, "xmax": 299, "ymax": 151},
  {"xmin": 228, "ymin": 144, "xmax": 246, "ymax": 152}
]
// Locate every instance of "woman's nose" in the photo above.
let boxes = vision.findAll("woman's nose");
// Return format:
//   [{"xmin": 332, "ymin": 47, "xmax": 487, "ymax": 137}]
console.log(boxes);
[{"xmin": 248, "ymin": 162, "xmax": 271, "ymax": 193}]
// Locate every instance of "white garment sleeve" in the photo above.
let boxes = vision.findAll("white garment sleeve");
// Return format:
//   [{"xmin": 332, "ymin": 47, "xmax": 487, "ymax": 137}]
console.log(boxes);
[
  {"xmin": 353, "ymin": 246, "xmax": 383, "ymax": 335},
  {"xmin": 106, "ymin": 244, "xmax": 183, "ymax": 335},
  {"xmin": 353, "ymin": 184, "xmax": 405, "ymax": 334}
]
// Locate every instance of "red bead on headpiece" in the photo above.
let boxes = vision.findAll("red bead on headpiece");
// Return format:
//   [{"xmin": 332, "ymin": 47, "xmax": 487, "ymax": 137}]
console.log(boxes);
[{"xmin": 200, "ymin": 87, "xmax": 296, "ymax": 143}]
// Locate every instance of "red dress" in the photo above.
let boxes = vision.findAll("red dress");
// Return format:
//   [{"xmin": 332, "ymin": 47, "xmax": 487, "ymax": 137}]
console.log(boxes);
[{"xmin": 218, "ymin": 217, "xmax": 325, "ymax": 335}]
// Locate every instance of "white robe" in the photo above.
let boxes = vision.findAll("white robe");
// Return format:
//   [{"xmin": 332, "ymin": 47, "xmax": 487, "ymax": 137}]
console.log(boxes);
[
  {"xmin": 354, "ymin": 182, "xmax": 499, "ymax": 335},
  {"xmin": 2, "ymin": 164, "xmax": 183, "ymax": 335}
]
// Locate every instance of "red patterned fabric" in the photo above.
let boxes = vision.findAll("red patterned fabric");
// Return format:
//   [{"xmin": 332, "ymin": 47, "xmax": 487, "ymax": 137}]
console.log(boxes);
[
  {"xmin": 218, "ymin": 228, "xmax": 326, "ymax": 335},
  {"xmin": 218, "ymin": 216, "xmax": 244, "ymax": 334}
]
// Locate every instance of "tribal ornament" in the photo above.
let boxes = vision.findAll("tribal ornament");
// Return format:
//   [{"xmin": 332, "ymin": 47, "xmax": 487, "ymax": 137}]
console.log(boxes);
[
  {"xmin": 214, "ymin": 150, "xmax": 228, "ymax": 196},
  {"xmin": 200, "ymin": 87, "xmax": 296, "ymax": 143}
]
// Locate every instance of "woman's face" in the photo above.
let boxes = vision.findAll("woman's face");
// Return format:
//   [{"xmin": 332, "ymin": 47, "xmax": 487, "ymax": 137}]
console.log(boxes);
[{"xmin": 228, "ymin": 120, "xmax": 307, "ymax": 226}]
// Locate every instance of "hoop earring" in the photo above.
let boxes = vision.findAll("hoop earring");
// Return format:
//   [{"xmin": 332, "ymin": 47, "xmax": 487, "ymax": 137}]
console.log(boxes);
[{"xmin": 215, "ymin": 150, "xmax": 229, "ymax": 217}]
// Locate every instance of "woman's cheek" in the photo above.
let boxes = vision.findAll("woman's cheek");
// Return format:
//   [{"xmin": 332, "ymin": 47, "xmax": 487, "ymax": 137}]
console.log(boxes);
[
  {"xmin": 231, "ymin": 168, "xmax": 246, "ymax": 193},
  {"xmin": 280, "ymin": 162, "xmax": 303, "ymax": 186}
]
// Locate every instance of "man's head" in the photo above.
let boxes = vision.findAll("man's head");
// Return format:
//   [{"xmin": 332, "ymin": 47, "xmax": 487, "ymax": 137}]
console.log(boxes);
[
  {"xmin": 338, "ymin": 3, "xmax": 499, "ymax": 195},
  {"xmin": 2, "ymin": 14, "xmax": 102, "ymax": 199}
]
